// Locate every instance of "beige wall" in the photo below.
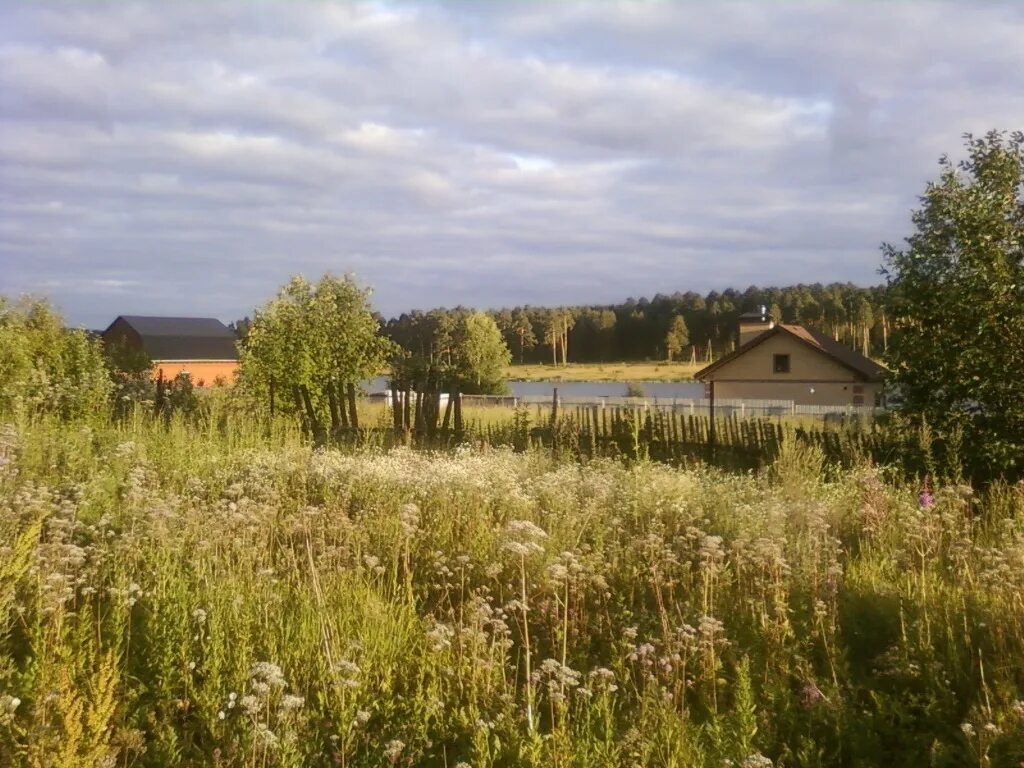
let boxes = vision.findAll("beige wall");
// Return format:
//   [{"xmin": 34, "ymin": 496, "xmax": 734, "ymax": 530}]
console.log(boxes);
[
  {"xmin": 154, "ymin": 360, "xmax": 238, "ymax": 387},
  {"xmin": 712, "ymin": 380, "xmax": 882, "ymax": 406},
  {"xmin": 706, "ymin": 333, "xmax": 879, "ymax": 406}
]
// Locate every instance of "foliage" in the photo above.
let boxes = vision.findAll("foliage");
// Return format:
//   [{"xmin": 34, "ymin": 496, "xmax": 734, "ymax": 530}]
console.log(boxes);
[
  {"xmin": 2, "ymin": 416, "xmax": 1024, "ymax": 767},
  {"xmin": 388, "ymin": 282, "xmax": 890, "ymax": 366},
  {"xmin": 882, "ymin": 131, "xmax": 1024, "ymax": 479},
  {"xmin": 239, "ymin": 274, "xmax": 395, "ymax": 435},
  {"xmin": 664, "ymin": 315, "xmax": 690, "ymax": 361},
  {"xmin": 103, "ymin": 338, "xmax": 155, "ymax": 416},
  {"xmin": 0, "ymin": 296, "xmax": 111, "ymax": 419},
  {"xmin": 451, "ymin": 312, "xmax": 511, "ymax": 394},
  {"xmin": 388, "ymin": 309, "xmax": 511, "ymax": 395}
]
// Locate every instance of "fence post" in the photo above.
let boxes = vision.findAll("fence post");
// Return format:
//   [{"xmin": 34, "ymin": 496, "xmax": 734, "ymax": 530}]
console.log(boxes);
[{"xmin": 708, "ymin": 380, "xmax": 717, "ymax": 456}]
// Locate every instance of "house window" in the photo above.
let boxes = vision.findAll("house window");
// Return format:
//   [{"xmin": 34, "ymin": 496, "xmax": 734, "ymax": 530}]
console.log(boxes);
[
  {"xmin": 853, "ymin": 395, "xmax": 865, "ymax": 405},
  {"xmin": 773, "ymin": 354, "xmax": 790, "ymax": 374}
]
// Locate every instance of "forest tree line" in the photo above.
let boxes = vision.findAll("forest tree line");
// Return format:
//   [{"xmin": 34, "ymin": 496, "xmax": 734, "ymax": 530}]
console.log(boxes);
[{"xmin": 380, "ymin": 282, "xmax": 890, "ymax": 366}]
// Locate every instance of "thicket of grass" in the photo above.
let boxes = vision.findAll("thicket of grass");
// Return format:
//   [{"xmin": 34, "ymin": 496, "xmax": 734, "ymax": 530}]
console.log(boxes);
[{"xmin": 1, "ymin": 413, "xmax": 1024, "ymax": 767}]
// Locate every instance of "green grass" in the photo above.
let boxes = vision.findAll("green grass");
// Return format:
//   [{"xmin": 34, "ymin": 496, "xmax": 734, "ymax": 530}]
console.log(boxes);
[
  {"xmin": 1, "ymin": 413, "xmax": 1023, "ymax": 767},
  {"xmin": 506, "ymin": 360, "xmax": 706, "ymax": 382}
]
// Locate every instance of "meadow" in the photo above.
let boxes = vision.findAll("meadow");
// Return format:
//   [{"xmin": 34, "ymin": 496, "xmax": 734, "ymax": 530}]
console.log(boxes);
[
  {"xmin": 506, "ymin": 361, "xmax": 705, "ymax": 382},
  {"xmin": 1, "ymin": 412, "xmax": 1024, "ymax": 767}
]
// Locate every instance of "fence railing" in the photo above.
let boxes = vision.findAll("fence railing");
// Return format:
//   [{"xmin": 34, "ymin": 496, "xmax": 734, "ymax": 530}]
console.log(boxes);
[{"xmin": 460, "ymin": 393, "xmax": 883, "ymax": 418}]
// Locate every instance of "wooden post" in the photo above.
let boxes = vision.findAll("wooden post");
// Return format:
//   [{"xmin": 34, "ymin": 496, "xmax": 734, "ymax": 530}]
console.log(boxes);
[
  {"xmin": 708, "ymin": 379, "xmax": 716, "ymax": 452},
  {"xmin": 453, "ymin": 390, "xmax": 463, "ymax": 436},
  {"xmin": 550, "ymin": 387, "xmax": 559, "ymax": 425}
]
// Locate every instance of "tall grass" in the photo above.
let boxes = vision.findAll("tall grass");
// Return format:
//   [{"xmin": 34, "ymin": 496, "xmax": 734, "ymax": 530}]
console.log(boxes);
[{"xmin": 1, "ymin": 413, "xmax": 1023, "ymax": 767}]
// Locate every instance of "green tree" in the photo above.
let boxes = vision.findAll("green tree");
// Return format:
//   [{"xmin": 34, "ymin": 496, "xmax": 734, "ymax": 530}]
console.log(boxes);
[
  {"xmin": 664, "ymin": 315, "xmax": 690, "ymax": 361},
  {"xmin": 452, "ymin": 311, "xmax": 511, "ymax": 394},
  {"xmin": 0, "ymin": 296, "xmax": 111, "ymax": 419},
  {"xmin": 239, "ymin": 274, "xmax": 395, "ymax": 438},
  {"xmin": 510, "ymin": 309, "xmax": 537, "ymax": 364},
  {"xmin": 882, "ymin": 130, "xmax": 1024, "ymax": 478}
]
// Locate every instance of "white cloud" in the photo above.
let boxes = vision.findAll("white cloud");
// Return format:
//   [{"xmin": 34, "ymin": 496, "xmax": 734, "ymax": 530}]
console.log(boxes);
[{"xmin": 0, "ymin": 1, "xmax": 1022, "ymax": 327}]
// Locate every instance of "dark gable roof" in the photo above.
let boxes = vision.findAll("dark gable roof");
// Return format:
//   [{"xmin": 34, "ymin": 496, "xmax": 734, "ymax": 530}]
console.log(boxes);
[
  {"xmin": 695, "ymin": 323, "xmax": 888, "ymax": 382},
  {"xmin": 107, "ymin": 315, "xmax": 239, "ymax": 361}
]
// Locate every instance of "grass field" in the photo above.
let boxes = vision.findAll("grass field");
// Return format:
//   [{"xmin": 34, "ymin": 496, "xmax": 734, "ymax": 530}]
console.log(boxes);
[
  {"xmin": 2, "ymin": 412, "xmax": 1023, "ymax": 767},
  {"xmin": 506, "ymin": 360, "xmax": 706, "ymax": 382}
]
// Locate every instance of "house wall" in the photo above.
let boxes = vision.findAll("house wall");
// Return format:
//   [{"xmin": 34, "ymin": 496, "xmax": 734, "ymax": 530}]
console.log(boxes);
[
  {"xmin": 101, "ymin": 318, "xmax": 143, "ymax": 350},
  {"xmin": 706, "ymin": 333, "xmax": 880, "ymax": 406},
  {"xmin": 153, "ymin": 360, "xmax": 239, "ymax": 387},
  {"xmin": 711, "ymin": 380, "xmax": 882, "ymax": 406}
]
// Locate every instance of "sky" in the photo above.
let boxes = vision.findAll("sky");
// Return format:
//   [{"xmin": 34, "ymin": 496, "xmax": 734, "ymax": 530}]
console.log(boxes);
[{"xmin": 1, "ymin": 2, "xmax": 1023, "ymax": 329}]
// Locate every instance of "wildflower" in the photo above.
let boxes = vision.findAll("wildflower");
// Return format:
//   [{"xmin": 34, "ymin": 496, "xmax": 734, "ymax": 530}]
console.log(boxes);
[
  {"xmin": 355, "ymin": 709, "xmax": 371, "ymax": 725},
  {"xmin": 741, "ymin": 754, "xmax": 773, "ymax": 768},
  {"xmin": 918, "ymin": 486, "xmax": 935, "ymax": 509},
  {"xmin": 192, "ymin": 607, "xmax": 208, "ymax": 624},
  {"xmin": 399, "ymin": 502, "xmax": 420, "ymax": 535},
  {"xmin": 335, "ymin": 659, "xmax": 361, "ymax": 688},
  {"xmin": 249, "ymin": 661, "xmax": 287, "ymax": 690},
  {"xmin": 279, "ymin": 694, "xmax": 304, "ymax": 711},
  {"xmin": 240, "ymin": 695, "xmax": 262, "ymax": 716},
  {"xmin": 799, "ymin": 681, "xmax": 826, "ymax": 708},
  {"xmin": 384, "ymin": 739, "xmax": 405, "ymax": 764},
  {"xmin": 960, "ymin": 721, "xmax": 976, "ymax": 737}
]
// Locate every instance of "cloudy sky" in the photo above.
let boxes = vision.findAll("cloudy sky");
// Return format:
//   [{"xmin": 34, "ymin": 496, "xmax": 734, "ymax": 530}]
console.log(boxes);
[{"xmin": 1, "ymin": 1, "xmax": 1022, "ymax": 328}]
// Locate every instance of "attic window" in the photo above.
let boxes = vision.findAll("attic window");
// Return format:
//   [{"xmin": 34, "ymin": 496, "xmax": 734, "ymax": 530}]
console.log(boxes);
[{"xmin": 773, "ymin": 354, "xmax": 790, "ymax": 374}]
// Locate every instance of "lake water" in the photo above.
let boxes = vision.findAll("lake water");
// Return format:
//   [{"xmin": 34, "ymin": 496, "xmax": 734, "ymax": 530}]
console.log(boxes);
[{"xmin": 365, "ymin": 376, "xmax": 704, "ymax": 400}]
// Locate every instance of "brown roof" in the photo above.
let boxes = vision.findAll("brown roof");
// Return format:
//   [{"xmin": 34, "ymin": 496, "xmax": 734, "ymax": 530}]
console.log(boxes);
[{"xmin": 694, "ymin": 323, "xmax": 888, "ymax": 382}]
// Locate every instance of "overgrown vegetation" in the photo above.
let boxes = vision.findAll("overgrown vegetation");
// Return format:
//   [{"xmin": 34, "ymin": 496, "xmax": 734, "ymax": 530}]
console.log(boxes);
[
  {"xmin": 883, "ymin": 130, "xmax": 1024, "ymax": 480},
  {"xmin": 1, "ymin": 414, "xmax": 1023, "ymax": 767}
]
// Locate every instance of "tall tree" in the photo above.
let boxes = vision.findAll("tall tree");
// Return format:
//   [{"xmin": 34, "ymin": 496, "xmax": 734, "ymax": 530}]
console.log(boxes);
[
  {"xmin": 452, "ymin": 312, "xmax": 512, "ymax": 394},
  {"xmin": 510, "ymin": 309, "xmax": 537, "ymax": 364},
  {"xmin": 239, "ymin": 274, "xmax": 395, "ymax": 437},
  {"xmin": 664, "ymin": 315, "xmax": 690, "ymax": 361},
  {"xmin": 882, "ymin": 130, "xmax": 1024, "ymax": 478}
]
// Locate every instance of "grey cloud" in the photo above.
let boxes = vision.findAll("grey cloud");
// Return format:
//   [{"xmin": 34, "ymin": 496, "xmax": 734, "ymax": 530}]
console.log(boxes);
[{"xmin": 0, "ymin": 1, "xmax": 1022, "ymax": 328}]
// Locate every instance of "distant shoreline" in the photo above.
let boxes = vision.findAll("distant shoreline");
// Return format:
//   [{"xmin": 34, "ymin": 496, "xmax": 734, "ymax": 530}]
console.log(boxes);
[{"xmin": 505, "ymin": 360, "xmax": 705, "ymax": 383}]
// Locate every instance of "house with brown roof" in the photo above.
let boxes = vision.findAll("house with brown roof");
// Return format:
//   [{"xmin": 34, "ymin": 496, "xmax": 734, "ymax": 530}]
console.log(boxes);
[
  {"xmin": 695, "ymin": 307, "xmax": 887, "ymax": 407},
  {"xmin": 102, "ymin": 316, "xmax": 239, "ymax": 386}
]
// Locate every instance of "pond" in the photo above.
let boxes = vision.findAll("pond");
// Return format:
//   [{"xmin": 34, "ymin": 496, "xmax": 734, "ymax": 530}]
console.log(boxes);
[{"xmin": 364, "ymin": 376, "xmax": 704, "ymax": 400}]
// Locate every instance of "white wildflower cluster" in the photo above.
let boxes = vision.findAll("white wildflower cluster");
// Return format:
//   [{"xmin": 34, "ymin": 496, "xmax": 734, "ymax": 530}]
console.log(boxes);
[
  {"xmin": 384, "ymin": 738, "xmax": 405, "ymax": 764},
  {"xmin": 425, "ymin": 620, "xmax": 455, "ymax": 652},
  {"xmin": 546, "ymin": 549, "xmax": 584, "ymax": 586},
  {"xmin": 399, "ymin": 502, "xmax": 421, "ymax": 536},
  {"xmin": 249, "ymin": 661, "xmax": 288, "ymax": 696},
  {"xmin": 587, "ymin": 667, "xmax": 618, "ymax": 695},
  {"xmin": 0, "ymin": 693, "xmax": 20, "ymax": 725},
  {"xmin": 532, "ymin": 658, "xmax": 582, "ymax": 705},
  {"xmin": 741, "ymin": 753, "xmax": 774, "ymax": 768},
  {"xmin": 335, "ymin": 659, "xmax": 362, "ymax": 689},
  {"xmin": 501, "ymin": 519, "xmax": 547, "ymax": 558}
]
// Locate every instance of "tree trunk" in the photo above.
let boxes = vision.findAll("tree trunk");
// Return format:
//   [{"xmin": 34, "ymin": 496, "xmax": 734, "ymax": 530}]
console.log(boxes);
[
  {"xmin": 299, "ymin": 385, "xmax": 324, "ymax": 443},
  {"xmin": 346, "ymin": 383, "xmax": 359, "ymax": 430},
  {"xmin": 327, "ymin": 384, "xmax": 342, "ymax": 436}
]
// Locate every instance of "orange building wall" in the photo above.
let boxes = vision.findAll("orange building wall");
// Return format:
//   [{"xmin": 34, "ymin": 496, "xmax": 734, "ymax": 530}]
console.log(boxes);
[{"xmin": 153, "ymin": 360, "xmax": 239, "ymax": 387}]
